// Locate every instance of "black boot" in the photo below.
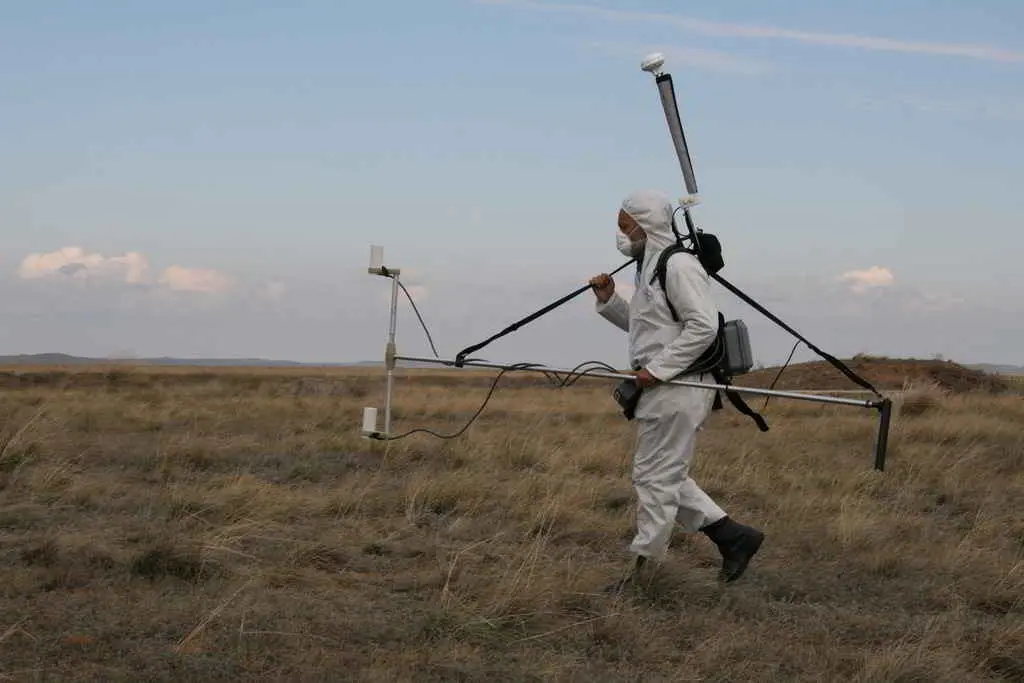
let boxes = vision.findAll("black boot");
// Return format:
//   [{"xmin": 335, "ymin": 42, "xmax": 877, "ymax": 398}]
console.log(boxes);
[{"xmin": 700, "ymin": 516, "xmax": 764, "ymax": 582}]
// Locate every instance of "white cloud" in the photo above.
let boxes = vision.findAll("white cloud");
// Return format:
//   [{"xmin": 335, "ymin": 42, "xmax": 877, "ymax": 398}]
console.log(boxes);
[
  {"xmin": 479, "ymin": 0, "xmax": 1024, "ymax": 63},
  {"xmin": 18, "ymin": 246, "xmax": 151, "ymax": 284},
  {"xmin": 159, "ymin": 265, "xmax": 234, "ymax": 294},
  {"xmin": 17, "ymin": 246, "xmax": 236, "ymax": 297},
  {"xmin": 838, "ymin": 266, "xmax": 895, "ymax": 294}
]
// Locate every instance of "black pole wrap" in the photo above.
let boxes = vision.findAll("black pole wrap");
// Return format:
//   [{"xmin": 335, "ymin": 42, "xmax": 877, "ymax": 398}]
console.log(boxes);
[
  {"xmin": 655, "ymin": 73, "xmax": 698, "ymax": 196},
  {"xmin": 873, "ymin": 398, "xmax": 893, "ymax": 471},
  {"xmin": 454, "ymin": 258, "xmax": 637, "ymax": 366}
]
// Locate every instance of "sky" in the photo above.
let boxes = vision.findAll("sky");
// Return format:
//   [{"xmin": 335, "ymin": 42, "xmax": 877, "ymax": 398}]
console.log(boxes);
[{"xmin": 2, "ymin": 0, "xmax": 1023, "ymax": 371}]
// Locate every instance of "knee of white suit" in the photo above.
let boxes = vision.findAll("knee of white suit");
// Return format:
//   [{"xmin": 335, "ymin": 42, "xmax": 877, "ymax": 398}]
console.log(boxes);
[{"xmin": 628, "ymin": 385, "xmax": 725, "ymax": 555}]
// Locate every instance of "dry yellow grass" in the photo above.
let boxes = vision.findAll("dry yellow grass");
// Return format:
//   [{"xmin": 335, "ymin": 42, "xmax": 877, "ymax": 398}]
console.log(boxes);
[{"xmin": 0, "ymin": 364, "xmax": 1021, "ymax": 681}]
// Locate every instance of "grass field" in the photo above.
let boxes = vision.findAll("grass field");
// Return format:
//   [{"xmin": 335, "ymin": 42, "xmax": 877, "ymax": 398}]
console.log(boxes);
[{"xmin": 0, "ymin": 363, "xmax": 1022, "ymax": 681}]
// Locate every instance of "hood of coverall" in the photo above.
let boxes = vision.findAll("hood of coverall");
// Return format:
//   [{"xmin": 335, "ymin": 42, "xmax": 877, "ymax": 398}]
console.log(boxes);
[{"xmin": 620, "ymin": 190, "xmax": 678, "ymax": 256}]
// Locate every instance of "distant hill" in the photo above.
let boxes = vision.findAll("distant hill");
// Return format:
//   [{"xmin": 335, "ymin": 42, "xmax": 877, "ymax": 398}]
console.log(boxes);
[
  {"xmin": 0, "ymin": 353, "xmax": 441, "ymax": 369},
  {"xmin": 738, "ymin": 357, "xmax": 1013, "ymax": 394},
  {"xmin": 966, "ymin": 363, "xmax": 1024, "ymax": 376},
  {"xmin": 0, "ymin": 353, "xmax": 311, "ymax": 367}
]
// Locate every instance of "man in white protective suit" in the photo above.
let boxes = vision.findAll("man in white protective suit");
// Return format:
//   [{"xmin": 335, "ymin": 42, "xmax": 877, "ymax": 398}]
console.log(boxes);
[{"xmin": 588, "ymin": 189, "xmax": 764, "ymax": 590}]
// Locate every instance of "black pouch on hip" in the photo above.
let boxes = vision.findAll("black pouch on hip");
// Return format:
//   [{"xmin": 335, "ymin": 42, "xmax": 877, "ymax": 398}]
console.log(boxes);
[{"xmin": 613, "ymin": 379, "xmax": 643, "ymax": 420}]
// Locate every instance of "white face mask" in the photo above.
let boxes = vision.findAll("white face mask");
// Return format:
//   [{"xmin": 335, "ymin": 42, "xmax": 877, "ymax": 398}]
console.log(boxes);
[{"xmin": 617, "ymin": 229, "xmax": 645, "ymax": 257}]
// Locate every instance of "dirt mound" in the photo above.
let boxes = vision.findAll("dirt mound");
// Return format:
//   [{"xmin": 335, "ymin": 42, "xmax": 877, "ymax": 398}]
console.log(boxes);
[{"xmin": 737, "ymin": 356, "xmax": 1010, "ymax": 394}]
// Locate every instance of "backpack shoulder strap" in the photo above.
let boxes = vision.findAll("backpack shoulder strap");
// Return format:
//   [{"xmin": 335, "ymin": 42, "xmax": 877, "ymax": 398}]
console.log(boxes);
[
  {"xmin": 711, "ymin": 368, "xmax": 770, "ymax": 432},
  {"xmin": 649, "ymin": 243, "xmax": 693, "ymax": 322}
]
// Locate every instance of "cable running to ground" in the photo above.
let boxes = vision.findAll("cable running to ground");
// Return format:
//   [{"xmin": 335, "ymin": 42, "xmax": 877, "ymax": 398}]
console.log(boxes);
[{"xmin": 374, "ymin": 275, "xmax": 625, "ymax": 440}]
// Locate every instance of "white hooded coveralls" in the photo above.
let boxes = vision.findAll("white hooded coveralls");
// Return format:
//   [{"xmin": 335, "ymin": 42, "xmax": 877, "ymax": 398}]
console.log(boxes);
[{"xmin": 597, "ymin": 190, "xmax": 727, "ymax": 561}]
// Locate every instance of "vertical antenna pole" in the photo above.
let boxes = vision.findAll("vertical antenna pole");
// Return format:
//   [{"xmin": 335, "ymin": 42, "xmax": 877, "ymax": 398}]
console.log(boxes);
[
  {"xmin": 383, "ymin": 272, "xmax": 399, "ymax": 436},
  {"xmin": 364, "ymin": 244, "xmax": 400, "ymax": 439}
]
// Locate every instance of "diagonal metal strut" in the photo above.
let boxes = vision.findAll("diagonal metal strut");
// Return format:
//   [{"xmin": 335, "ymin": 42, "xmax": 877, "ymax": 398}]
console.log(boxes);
[{"xmin": 395, "ymin": 355, "xmax": 881, "ymax": 409}]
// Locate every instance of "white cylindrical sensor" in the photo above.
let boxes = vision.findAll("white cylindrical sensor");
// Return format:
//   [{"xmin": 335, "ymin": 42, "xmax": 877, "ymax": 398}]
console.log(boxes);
[{"xmin": 361, "ymin": 406, "xmax": 378, "ymax": 434}]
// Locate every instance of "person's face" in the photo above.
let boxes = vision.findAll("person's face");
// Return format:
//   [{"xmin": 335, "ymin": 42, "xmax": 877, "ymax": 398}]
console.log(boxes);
[{"xmin": 618, "ymin": 210, "xmax": 645, "ymax": 242}]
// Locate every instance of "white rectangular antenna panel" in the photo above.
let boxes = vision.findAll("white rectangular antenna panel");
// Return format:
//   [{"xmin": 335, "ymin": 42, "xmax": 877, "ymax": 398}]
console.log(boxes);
[{"xmin": 369, "ymin": 245, "xmax": 384, "ymax": 274}]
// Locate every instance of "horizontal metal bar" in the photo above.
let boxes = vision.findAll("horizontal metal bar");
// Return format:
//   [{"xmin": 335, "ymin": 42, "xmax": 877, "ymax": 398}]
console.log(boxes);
[{"xmin": 395, "ymin": 355, "xmax": 880, "ymax": 409}]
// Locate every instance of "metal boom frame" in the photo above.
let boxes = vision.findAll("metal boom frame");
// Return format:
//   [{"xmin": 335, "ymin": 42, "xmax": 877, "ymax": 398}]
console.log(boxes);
[
  {"xmin": 361, "ymin": 250, "xmax": 893, "ymax": 472},
  {"xmin": 358, "ymin": 53, "xmax": 894, "ymax": 471}
]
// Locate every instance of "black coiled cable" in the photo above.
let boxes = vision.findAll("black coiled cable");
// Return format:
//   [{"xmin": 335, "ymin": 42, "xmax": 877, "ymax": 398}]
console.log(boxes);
[{"xmin": 369, "ymin": 275, "xmax": 623, "ymax": 441}]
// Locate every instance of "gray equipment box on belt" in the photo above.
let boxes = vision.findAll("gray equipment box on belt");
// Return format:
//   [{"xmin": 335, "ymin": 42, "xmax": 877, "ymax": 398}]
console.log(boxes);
[{"xmin": 723, "ymin": 319, "xmax": 754, "ymax": 376}]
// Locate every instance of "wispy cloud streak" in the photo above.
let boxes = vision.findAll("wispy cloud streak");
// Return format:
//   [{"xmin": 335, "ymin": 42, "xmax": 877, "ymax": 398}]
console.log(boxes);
[
  {"xmin": 587, "ymin": 41, "xmax": 773, "ymax": 75},
  {"xmin": 479, "ymin": 0, "xmax": 1024, "ymax": 63},
  {"xmin": 849, "ymin": 94, "xmax": 1024, "ymax": 122}
]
